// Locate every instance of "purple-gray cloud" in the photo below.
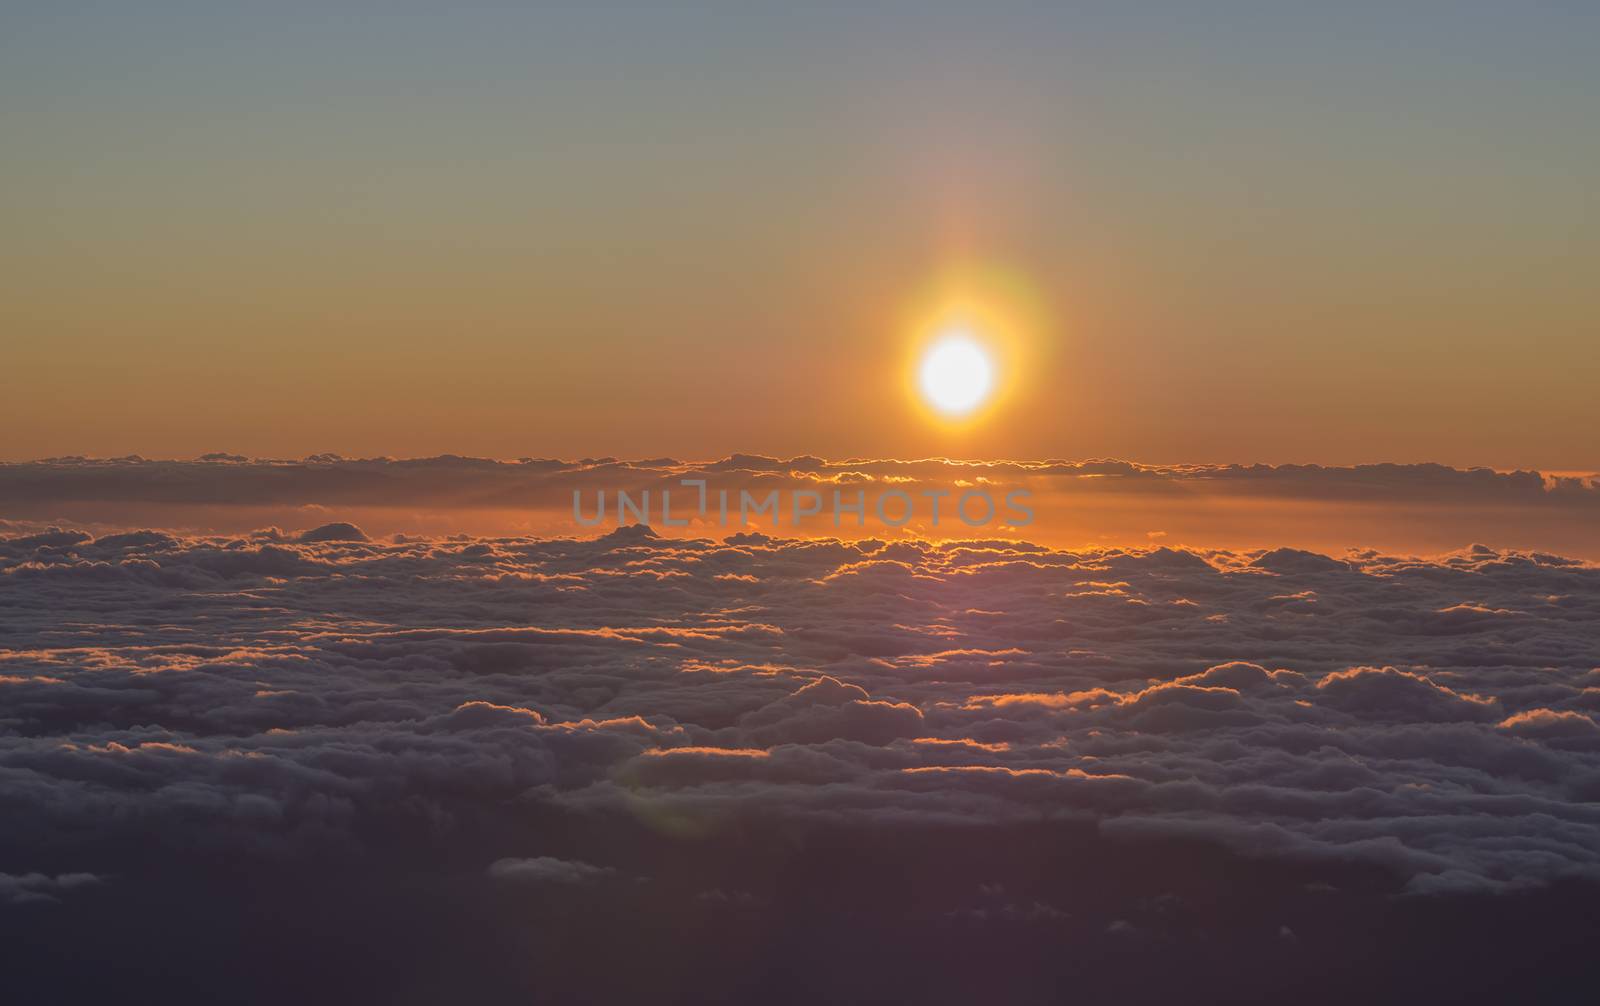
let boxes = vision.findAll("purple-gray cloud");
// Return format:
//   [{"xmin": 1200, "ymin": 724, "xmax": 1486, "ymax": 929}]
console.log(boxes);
[
  {"xmin": 4, "ymin": 520, "xmax": 1600, "ymax": 1001},
  {"xmin": 4, "ymin": 524, "xmax": 1599, "ymax": 889},
  {"xmin": 3, "ymin": 454, "xmax": 1599, "ymax": 557}
]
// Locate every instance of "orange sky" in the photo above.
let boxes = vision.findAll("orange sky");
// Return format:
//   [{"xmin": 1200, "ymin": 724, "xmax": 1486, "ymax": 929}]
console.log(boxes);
[{"xmin": 4, "ymin": 6, "xmax": 1596, "ymax": 469}]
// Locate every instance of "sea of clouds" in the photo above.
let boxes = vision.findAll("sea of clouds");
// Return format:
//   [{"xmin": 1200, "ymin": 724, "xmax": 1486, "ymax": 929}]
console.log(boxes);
[{"xmin": 3, "ymin": 516, "xmax": 1600, "ymax": 1000}]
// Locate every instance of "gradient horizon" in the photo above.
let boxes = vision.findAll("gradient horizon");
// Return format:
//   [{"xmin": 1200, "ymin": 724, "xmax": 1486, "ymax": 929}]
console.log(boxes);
[{"xmin": 4, "ymin": 3, "xmax": 1597, "ymax": 469}]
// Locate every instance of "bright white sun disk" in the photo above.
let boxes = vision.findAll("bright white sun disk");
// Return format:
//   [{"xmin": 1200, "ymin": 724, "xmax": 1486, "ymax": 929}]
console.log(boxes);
[{"xmin": 919, "ymin": 333, "xmax": 994, "ymax": 416}]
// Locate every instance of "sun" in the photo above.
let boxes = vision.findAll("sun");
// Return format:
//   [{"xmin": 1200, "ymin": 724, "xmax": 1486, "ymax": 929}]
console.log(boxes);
[
  {"xmin": 918, "ymin": 331, "xmax": 995, "ymax": 416},
  {"xmin": 900, "ymin": 262, "xmax": 1044, "ymax": 428}
]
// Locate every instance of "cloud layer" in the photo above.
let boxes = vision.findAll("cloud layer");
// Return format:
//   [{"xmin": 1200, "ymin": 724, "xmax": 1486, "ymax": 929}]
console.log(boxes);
[
  {"xmin": 4, "ymin": 521, "xmax": 1600, "ymax": 1000},
  {"xmin": 4, "ymin": 453, "xmax": 1600, "ymax": 555}
]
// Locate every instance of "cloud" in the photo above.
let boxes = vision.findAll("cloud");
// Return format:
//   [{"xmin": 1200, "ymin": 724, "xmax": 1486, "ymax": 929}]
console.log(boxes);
[
  {"xmin": 4, "ymin": 519, "xmax": 1600, "ymax": 998},
  {"xmin": 4, "ymin": 523, "xmax": 1598, "ymax": 888},
  {"xmin": 487, "ymin": 857, "xmax": 616, "ymax": 885},
  {"xmin": 735, "ymin": 675, "xmax": 925, "ymax": 746},
  {"xmin": 0, "ymin": 872, "xmax": 102, "ymax": 905},
  {"xmin": 1498, "ymin": 708, "xmax": 1600, "ymax": 747},
  {"xmin": 1315, "ymin": 666, "xmax": 1501, "ymax": 722},
  {"xmin": 297, "ymin": 522, "xmax": 369, "ymax": 543},
  {"xmin": 4, "ymin": 454, "xmax": 1599, "ymax": 555}
]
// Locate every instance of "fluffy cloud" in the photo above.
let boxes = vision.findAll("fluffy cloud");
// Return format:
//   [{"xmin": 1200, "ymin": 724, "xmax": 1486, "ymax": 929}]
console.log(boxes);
[
  {"xmin": 487, "ymin": 857, "xmax": 617, "ymax": 884},
  {"xmin": 0, "ymin": 871, "xmax": 101, "ymax": 905},
  {"xmin": 4, "ymin": 520, "xmax": 1600, "ymax": 1000},
  {"xmin": 5, "ymin": 522, "xmax": 1600, "ymax": 885}
]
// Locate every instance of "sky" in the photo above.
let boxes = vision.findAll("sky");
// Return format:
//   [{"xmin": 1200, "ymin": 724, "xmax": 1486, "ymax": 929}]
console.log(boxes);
[
  {"xmin": 7, "ymin": 11, "xmax": 1600, "ymax": 1000},
  {"xmin": 3, "ymin": 3, "xmax": 1597, "ymax": 468}
]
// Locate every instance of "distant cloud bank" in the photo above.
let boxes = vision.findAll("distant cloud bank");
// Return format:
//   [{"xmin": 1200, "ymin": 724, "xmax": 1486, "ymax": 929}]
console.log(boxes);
[
  {"xmin": 3, "ymin": 454, "xmax": 1599, "ymax": 555},
  {"xmin": 7, "ymin": 452, "xmax": 1597, "ymax": 504}
]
